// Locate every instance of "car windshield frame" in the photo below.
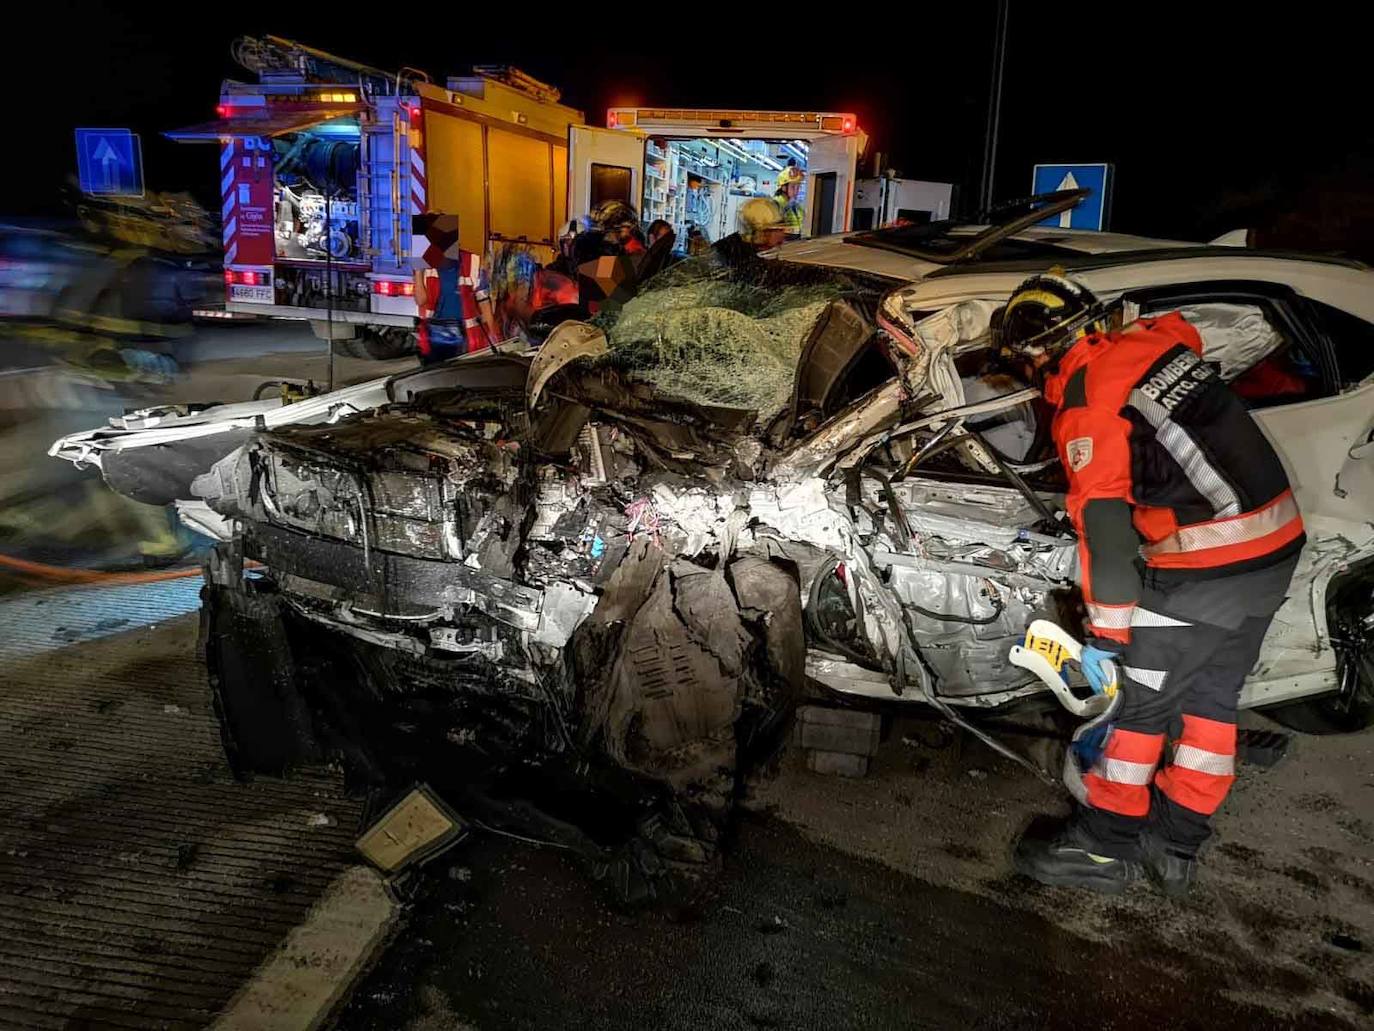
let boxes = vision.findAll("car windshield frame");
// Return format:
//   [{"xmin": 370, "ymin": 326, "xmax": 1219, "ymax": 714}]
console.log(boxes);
[{"xmin": 842, "ymin": 188, "xmax": 1090, "ymax": 265}]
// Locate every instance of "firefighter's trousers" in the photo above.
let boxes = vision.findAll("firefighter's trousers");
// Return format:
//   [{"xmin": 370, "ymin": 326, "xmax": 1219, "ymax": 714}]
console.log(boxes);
[{"xmin": 1079, "ymin": 556, "xmax": 1299, "ymax": 857}]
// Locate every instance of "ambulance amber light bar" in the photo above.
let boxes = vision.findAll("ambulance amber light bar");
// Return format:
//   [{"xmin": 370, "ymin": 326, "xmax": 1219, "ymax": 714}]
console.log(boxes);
[{"xmin": 608, "ymin": 109, "xmax": 857, "ymax": 131}]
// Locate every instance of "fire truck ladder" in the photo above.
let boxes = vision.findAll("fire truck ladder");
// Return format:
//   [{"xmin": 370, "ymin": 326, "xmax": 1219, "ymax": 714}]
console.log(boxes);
[{"xmin": 358, "ymin": 110, "xmax": 408, "ymax": 269}]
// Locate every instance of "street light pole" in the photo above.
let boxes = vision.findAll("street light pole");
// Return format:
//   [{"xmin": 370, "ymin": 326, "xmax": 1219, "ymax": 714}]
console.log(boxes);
[
  {"xmin": 978, "ymin": 0, "xmax": 1010, "ymax": 216},
  {"xmin": 325, "ymin": 190, "xmax": 335, "ymax": 393}
]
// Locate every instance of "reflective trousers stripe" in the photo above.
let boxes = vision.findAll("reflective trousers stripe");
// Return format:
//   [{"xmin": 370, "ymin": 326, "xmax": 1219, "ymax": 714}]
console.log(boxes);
[
  {"xmin": 1099, "ymin": 756, "xmax": 1156, "ymax": 785},
  {"xmin": 1130, "ymin": 607, "xmax": 1191, "ymax": 628},
  {"xmin": 1087, "ymin": 602, "xmax": 1134, "ymax": 630},
  {"xmin": 1123, "ymin": 665, "xmax": 1168, "ymax": 691},
  {"xmin": 1157, "ymin": 714, "xmax": 1237, "ymax": 815},
  {"xmin": 1084, "ymin": 728, "xmax": 1165, "ymax": 818},
  {"xmin": 1172, "ymin": 743, "xmax": 1235, "ymax": 776}
]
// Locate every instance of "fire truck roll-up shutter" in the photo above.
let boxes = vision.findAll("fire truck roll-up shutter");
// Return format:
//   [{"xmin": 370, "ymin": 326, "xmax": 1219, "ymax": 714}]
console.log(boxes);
[
  {"xmin": 488, "ymin": 128, "xmax": 554, "ymax": 246},
  {"xmin": 422, "ymin": 111, "xmax": 486, "ymax": 256},
  {"xmin": 164, "ymin": 106, "xmax": 364, "ymax": 142}
]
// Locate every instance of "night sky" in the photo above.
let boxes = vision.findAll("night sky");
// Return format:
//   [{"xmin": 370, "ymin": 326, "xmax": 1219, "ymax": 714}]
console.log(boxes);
[{"xmin": 10, "ymin": 4, "xmax": 1373, "ymax": 254}]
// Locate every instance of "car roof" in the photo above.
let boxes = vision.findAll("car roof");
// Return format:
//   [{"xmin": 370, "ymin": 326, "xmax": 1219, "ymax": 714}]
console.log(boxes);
[
  {"xmin": 894, "ymin": 251, "xmax": 1374, "ymax": 324},
  {"xmin": 774, "ymin": 225, "xmax": 1196, "ymax": 281}
]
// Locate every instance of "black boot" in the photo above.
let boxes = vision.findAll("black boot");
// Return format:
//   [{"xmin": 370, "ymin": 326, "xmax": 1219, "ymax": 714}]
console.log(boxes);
[
  {"xmin": 1013, "ymin": 823, "xmax": 1142, "ymax": 895},
  {"xmin": 1139, "ymin": 830, "xmax": 1197, "ymax": 898}
]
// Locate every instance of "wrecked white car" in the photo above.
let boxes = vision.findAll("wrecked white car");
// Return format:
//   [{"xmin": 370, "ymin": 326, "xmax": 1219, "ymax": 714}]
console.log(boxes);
[{"xmin": 51, "ymin": 196, "xmax": 1374, "ymax": 900}]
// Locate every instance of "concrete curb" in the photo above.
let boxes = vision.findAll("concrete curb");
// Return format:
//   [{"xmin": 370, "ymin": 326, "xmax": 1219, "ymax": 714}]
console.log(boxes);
[{"xmin": 212, "ymin": 865, "xmax": 398, "ymax": 1030}]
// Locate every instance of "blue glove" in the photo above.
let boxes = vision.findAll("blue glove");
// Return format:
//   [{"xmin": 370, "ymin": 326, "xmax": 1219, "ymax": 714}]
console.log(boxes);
[{"xmin": 1079, "ymin": 643, "xmax": 1117, "ymax": 695}]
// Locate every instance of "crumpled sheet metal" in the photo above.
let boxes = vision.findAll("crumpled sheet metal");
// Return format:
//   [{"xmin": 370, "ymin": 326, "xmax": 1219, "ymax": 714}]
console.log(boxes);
[
  {"xmin": 912, "ymin": 298, "xmax": 1001, "ymax": 357},
  {"xmin": 745, "ymin": 477, "xmax": 853, "ymax": 552},
  {"xmin": 770, "ymin": 379, "xmax": 906, "ymax": 480},
  {"xmin": 527, "ymin": 321, "xmax": 609, "ymax": 410},
  {"xmin": 533, "ymin": 581, "xmax": 599, "ymax": 648},
  {"xmin": 174, "ymin": 499, "xmax": 234, "ymax": 542},
  {"xmin": 644, "ymin": 484, "xmax": 733, "ymax": 557},
  {"xmin": 885, "ymin": 564, "xmax": 1042, "ymax": 698},
  {"xmin": 192, "ymin": 444, "xmax": 253, "ymax": 519}
]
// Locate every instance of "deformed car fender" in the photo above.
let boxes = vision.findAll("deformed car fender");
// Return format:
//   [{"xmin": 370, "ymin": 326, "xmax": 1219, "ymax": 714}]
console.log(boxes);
[{"xmin": 527, "ymin": 321, "xmax": 609, "ymax": 411}]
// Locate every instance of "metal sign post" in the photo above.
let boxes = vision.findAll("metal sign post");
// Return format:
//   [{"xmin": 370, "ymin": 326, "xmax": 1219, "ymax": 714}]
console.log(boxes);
[{"xmin": 325, "ymin": 191, "xmax": 335, "ymax": 393}]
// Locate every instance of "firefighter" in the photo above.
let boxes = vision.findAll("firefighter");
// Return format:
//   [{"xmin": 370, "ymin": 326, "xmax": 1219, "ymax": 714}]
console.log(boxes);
[
  {"xmin": 711, "ymin": 197, "xmax": 786, "ymax": 268},
  {"xmin": 590, "ymin": 200, "xmax": 646, "ymax": 255},
  {"xmin": 773, "ymin": 163, "xmax": 805, "ymax": 235},
  {"xmin": 997, "ymin": 273, "xmax": 1305, "ymax": 896}
]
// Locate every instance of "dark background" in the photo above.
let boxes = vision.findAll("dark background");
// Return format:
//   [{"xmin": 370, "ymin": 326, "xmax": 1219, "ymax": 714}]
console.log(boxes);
[{"xmin": 8, "ymin": 3, "xmax": 1372, "ymax": 255}]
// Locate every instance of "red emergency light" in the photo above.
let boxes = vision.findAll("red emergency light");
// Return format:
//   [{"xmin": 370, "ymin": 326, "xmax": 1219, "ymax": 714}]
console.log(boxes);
[
  {"xmin": 373, "ymin": 280, "xmax": 415, "ymax": 297},
  {"xmin": 607, "ymin": 111, "xmax": 618, "ymax": 128},
  {"xmin": 224, "ymin": 270, "xmax": 268, "ymax": 286},
  {"xmin": 843, "ymin": 117, "xmax": 855, "ymax": 132}
]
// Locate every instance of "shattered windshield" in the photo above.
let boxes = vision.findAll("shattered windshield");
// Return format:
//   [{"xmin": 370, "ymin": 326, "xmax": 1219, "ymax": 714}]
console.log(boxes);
[{"xmin": 589, "ymin": 254, "xmax": 885, "ymax": 422}]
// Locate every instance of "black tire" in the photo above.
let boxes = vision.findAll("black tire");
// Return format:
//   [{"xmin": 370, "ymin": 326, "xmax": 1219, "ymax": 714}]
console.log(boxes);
[
  {"xmin": 200, "ymin": 580, "xmax": 320, "ymax": 777},
  {"xmin": 359, "ymin": 326, "xmax": 415, "ymax": 360},
  {"xmin": 330, "ymin": 335, "xmax": 371, "ymax": 360},
  {"xmin": 1265, "ymin": 562, "xmax": 1374, "ymax": 734}
]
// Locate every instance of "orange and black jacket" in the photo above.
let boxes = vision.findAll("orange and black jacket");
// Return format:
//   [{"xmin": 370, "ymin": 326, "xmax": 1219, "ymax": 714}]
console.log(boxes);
[{"xmin": 1042, "ymin": 312, "xmax": 1305, "ymax": 648}]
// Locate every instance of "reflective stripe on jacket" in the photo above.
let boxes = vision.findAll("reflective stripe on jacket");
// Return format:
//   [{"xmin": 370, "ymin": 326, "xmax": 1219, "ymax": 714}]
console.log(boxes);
[{"xmin": 1043, "ymin": 312, "xmax": 1304, "ymax": 645}]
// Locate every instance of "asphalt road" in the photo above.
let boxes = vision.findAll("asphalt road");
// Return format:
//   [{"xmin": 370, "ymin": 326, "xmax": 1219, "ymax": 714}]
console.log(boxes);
[{"xmin": 339, "ymin": 717, "xmax": 1374, "ymax": 1031}]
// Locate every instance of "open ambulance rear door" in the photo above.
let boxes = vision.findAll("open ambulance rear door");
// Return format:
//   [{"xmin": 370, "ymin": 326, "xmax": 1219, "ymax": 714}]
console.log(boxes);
[
  {"xmin": 568, "ymin": 126, "xmax": 646, "ymax": 222},
  {"xmin": 804, "ymin": 131, "xmax": 862, "ymax": 236}
]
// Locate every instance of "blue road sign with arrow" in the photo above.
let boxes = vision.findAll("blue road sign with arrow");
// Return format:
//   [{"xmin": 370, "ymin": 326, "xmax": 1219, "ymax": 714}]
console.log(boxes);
[
  {"xmin": 75, "ymin": 129, "xmax": 144, "ymax": 197},
  {"xmin": 1031, "ymin": 163, "xmax": 1111, "ymax": 230}
]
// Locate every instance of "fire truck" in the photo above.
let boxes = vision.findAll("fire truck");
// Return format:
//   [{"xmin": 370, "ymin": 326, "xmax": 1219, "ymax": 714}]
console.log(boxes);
[{"xmin": 169, "ymin": 37, "xmax": 865, "ymax": 357}]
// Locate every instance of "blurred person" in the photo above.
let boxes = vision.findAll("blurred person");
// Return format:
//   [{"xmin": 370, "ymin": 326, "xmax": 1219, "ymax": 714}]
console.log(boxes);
[
  {"xmin": 685, "ymin": 225, "xmax": 711, "ymax": 257},
  {"xmin": 637, "ymin": 219, "xmax": 678, "ymax": 280},
  {"xmin": 548, "ymin": 218, "xmax": 585, "ymax": 277},
  {"xmin": 647, "ymin": 219, "xmax": 675, "ymax": 246},
  {"xmin": 414, "ymin": 248, "xmax": 500, "ymax": 365}
]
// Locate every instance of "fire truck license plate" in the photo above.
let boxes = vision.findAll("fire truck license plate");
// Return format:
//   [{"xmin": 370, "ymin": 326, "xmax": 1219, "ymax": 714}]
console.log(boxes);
[{"xmin": 230, "ymin": 284, "xmax": 273, "ymax": 303}]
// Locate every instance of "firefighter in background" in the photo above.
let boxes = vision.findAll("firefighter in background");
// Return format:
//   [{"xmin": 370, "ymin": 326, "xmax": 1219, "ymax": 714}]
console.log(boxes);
[
  {"xmin": 773, "ymin": 162, "xmax": 805, "ymax": 236},
  {"xmin": 414, "ymin": 246, "xmax": 500, "ymax": 364},
  {"xmin": 997, "ymin": 273, "xmax": 1304, "ymax": 896},
  {"xmin": 712, "ymin": 197, "xmax": 786, "ymax": 267},
  {"xmin": 590, "ymin": 200, "xmax": 646, "ymax": 256}
]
